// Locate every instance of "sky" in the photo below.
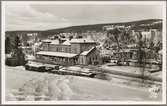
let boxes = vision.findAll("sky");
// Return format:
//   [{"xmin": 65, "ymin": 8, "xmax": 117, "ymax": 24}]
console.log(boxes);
[{"xmin": 4, "ymin": 2, "xmax": 164, "ymax": 31}]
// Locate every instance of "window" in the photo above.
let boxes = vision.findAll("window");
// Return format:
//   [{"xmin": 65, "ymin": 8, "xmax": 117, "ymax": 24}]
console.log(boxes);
[
  {"xmin": 74, "ymin": 48, "xmax": 77, "ymax": 53},
  {"xmin": 65, "ymin": 48, "xmax": 68, "ymax": 52},
  {"xmin": 82, "ymin": 57, "xmax": 84, "ymax": 64},
  {"xmin": 56, "ymin": 47, "xmax": 59, "ymax": 52},
  {"xmin": 59, "ymin": 47, "xmax": 62, "ymax": 52},
  {"xmin": 69, "ymin": 48, "xmax": 71, "ymax": 53},
  {"xmin": 62, "ymin": 47, "xmax": 64, "ymax": 52},
  {"xmin": 95, "ymin": 55, "xmax": 97, "ymax": 60}
]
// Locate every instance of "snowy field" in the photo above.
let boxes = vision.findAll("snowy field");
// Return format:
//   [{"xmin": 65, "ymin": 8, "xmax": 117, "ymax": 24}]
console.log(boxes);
[
  {"xmin": 5, "ymin": 66, "xmax": 162, "ymax": 101},
  {"xmin": 101, "ymin": 63, "xmax": 162, "ymax": 79}
]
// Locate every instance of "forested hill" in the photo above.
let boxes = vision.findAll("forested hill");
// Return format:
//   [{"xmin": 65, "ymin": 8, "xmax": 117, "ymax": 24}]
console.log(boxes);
[
  {"xmin": 6, "ymin": 19, "xmax": 162, "ymax": 36},
  {"xmin": 44, "ymin": 19, "xmax": 162, "ymax": 34}
]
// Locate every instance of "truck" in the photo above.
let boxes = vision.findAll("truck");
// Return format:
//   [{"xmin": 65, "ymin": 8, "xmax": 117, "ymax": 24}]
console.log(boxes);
[
  {"xmin": 50, "ymin": 67, "xmax": 96, "ymax": 78},
  {"xmin": 25, "ymin": 62, "xmax": 46, "ymax": 72}
]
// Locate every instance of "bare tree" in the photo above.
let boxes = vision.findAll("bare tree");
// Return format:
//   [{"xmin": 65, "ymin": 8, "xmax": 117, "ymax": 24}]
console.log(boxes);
[
  {"xmin": 105, "ymin": 26, "xmax": 133, "ymax": 65},
  {"xmin": 5, "ymin": 36, "xmax": 11, "ymax": 54},
  {"xmin": 136, "ymin": 31, "xmax": 147, "ymax": 86}
]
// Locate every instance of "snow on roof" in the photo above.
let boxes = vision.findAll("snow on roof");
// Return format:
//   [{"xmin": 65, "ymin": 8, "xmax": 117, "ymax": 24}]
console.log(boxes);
[
  {"xmin": 44, "ymin": 63, "xmax": 58, "ymax": 67},
  {"xmin": 60, "ymin": 38, "xmax": 67, "ymax": 40},
  {"xmin": 127, "ymin": 44, "xmax": 137, "ymax": 47},
  {"xmin": 21, "ymin": 46, "xmax": 31, "ymax": 49},
  {"xmin": 80, "ymin": 47, "xmax": 95, "ymax": 56},
  {"xmin": 50, "ymin": 40, "xmax": 60, "ymax": 44},
  {"xmin": 27, "ymin": 62, "xmax": 44, "ymax": 67},
  {"xmin": 36, "ymin": 51, "xmax": 78, "ymax": 58},
  {"xmin": 68, "ymin": 66, "xmax": 81, "ymax": 71},
  {"xmin": 70, "ymin": 39, "xmax": 96, "ymax": 43},
  {"xmin": 41, "ymin": 39, "xmax": 52, "ymax": 43},
  {"xmin": 26, "ymin": 55, "xmax": 35, "ymax": 60},
  {"xmin": 117, "ymin": 49, "xmax": 132, "ymax": 53},
  {"xmin": 62, "ymin": 39, "xmax": 71, "ymax": 45}
]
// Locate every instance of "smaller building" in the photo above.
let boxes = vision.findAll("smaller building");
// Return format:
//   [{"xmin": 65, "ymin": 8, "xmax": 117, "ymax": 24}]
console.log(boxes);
[{"xmin": 79, "ymin": 47, "xmax": 100, "ymax": 65}]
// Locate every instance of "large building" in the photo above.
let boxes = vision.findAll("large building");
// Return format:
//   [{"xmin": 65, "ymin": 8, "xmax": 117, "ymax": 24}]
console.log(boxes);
[
  {"xmin": 35, "ymin": 38, "xmax": 101, "ymax": 66},
  {"xmin": 132, "ymin": 29, "xmax": 162, "ymax": 44}
]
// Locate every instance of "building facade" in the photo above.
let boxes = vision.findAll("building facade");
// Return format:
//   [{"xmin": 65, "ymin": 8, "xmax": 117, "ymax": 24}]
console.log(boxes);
[{"xmin": 35, "ymin": 38, "xmax": 101, "ymax": 66}]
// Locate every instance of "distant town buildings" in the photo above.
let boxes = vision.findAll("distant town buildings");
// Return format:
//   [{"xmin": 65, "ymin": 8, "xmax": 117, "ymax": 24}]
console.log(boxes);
[
  {"xmin": 5, "ymin": 21, "xmax": 162, "ymax": 67},
  {"xmin": 141, "ymin": 29, "xmax": 162, "ymax": 44}
]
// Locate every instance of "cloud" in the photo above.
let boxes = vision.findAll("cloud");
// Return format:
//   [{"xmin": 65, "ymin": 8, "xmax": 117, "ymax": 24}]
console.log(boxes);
[
  {"xmin": 4, "ymin": 2, "xmax": 163, "ymax": 31},
  {"xmin": 5, "ymin": 3, "xmax": 71, "ymax": 31}
]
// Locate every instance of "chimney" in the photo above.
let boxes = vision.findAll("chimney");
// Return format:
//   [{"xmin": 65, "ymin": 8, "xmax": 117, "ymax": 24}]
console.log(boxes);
[{"xmin": 58, "ymin": 38, "xmax": 62, "ymax": 44}]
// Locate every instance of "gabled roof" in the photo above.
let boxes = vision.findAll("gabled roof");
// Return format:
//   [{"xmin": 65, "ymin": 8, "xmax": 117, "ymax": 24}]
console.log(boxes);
[
  {"xmin": 80, "ymin": 47, "xmax": 96, "ymax": 56},
  {"xmin": 62, "ymin": 39, "xmax": 71, "ymax": 45}
]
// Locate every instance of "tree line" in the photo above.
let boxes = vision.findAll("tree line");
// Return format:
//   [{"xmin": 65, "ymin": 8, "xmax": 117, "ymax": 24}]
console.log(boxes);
[{"xmin": 5, "ymin": 35, "xmax": 26, "ymax": 66}]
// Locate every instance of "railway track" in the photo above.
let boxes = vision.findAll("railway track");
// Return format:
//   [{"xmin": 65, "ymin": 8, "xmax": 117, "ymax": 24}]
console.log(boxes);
[{"xmin": 80, "ymin": 65, "xmax": 162, "ymax": 83}]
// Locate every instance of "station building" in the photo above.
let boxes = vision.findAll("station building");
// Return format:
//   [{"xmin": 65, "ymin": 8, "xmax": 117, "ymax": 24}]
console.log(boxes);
[{"xmin": 35, "ymin": 38, "xmax": 101, "ymax": 66}]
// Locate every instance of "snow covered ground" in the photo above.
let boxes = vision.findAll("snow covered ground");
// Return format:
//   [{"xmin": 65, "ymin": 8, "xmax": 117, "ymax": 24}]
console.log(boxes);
[
  {"xmin": 101, "ymin": 63, "xmax": 162, "ymax": 78},
  {"xmin": 101, "ymin": 64, "xmax": 150, "ymax": 75},
  {"xmin": 5, "ymin": 66, "xmax": 162, "ymax": 101}
]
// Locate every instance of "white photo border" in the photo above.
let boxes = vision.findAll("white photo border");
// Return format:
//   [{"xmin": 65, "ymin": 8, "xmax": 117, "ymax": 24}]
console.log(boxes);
[{"xmin": 1, "ymin": 0, "xmax": 166, "ymax": 105}]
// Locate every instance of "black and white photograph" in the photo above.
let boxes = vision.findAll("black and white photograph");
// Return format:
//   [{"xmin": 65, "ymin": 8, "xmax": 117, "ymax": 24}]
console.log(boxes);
[{"xmin": 1, "ymin": 1, "xmax": 166, "ymax": 105}]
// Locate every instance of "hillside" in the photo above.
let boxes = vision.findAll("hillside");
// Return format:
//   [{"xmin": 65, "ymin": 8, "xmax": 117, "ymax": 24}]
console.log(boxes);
[
  {"xmin": 43, "ymin": 19, "xmax": 162, "ymax": 35},
  {"xmin": 6, "ymin": 19, "xmax": 162, "ymax": 37}
]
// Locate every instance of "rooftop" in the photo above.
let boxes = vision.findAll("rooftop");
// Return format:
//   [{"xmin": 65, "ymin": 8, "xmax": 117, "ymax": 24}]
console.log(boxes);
[
  {"xmin": 41, "ymin": 39, "xmax": 52, "ymax": 43},
  {"xmin": 70, "ymin": 39, "xmax": 96, "ymax": 43},
  {"xmin": 80, "ymin": 47, "xmax": 95, "ymax": 56},
  {"xmin": 62, "ymin": 39, "xmax": 71, "ymax": 45},
  {"xmin": 41, "ymin": 38, "xmax": 96, "ymax": 45},
  {"xmin": 50, "ymin": 40, "xmax": 60, "ymax": 45},
  {"xmin": 36, "ymin": 51, "xmax": 78, "ymax": 58}
]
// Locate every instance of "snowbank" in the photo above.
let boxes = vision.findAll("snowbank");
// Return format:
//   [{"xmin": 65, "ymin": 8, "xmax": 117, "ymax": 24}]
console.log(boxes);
[{"xmin": 5, "ymin": 66, "xmax": 162, "ymax": 101}]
